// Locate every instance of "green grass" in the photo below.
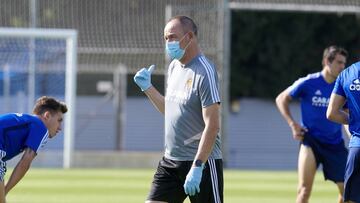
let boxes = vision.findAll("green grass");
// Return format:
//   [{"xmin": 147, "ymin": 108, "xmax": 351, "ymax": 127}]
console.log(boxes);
[{"xmin": 5, "ymin": 169, "xmax": 340, "ymax": 203}]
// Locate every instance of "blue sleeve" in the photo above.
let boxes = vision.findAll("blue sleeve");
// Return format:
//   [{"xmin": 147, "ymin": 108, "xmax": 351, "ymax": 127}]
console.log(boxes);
[
  {"xmin": 25, "ymin": 121, "xmax": 49, "ymax": 153},
  {"xmin": 333, "ymin": 74, "xmax": 346, "ymax": 97},
  {"xmin": 288, "ymin": 77, "xmax": 306, "ymax": 99}
]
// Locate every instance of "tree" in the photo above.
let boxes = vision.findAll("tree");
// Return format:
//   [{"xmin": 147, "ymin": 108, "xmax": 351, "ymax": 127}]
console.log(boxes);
[{"xmin": 231, "ymin": 11, "xmax": 360, "ymax": 99}]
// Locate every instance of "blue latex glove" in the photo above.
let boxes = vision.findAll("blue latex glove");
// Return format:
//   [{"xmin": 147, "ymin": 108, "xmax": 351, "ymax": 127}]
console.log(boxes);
[
  {"xmin": 184, "ymin": 166, "xmax": 204, "ymax": 196},
  {"xmin": 133, "ymin": 65, "xmax": 156, "ymax": 91}
]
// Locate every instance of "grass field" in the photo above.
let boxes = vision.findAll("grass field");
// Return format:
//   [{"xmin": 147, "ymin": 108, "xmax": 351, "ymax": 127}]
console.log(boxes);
[{"xmin": 5, "ymin": 168, "xmax": 340, "ymax": 203}]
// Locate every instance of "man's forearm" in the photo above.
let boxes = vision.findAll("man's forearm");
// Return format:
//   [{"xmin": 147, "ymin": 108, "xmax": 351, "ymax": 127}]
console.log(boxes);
[
  {"xmin": 144, "ymin": 86, "xmax": 165, "ymax": 114},
  {"xmin": 194, "ymin": 125, "xmax": 219, "ymax": 164},
  {"xmin": 5, "ymin": 148, "xmax": 35, "ymax": 195},
  {"xmin": 327, "ymin": 110, "xmax": 349, "ymax": 125},
  {"xmin": 278, "ymin": 104, "xmax": 295, "ymax": 126},
  {"xmin": 275, "ymin": 93, "xmax": 295, "ymax": 126},
  {"xmin": 5, "ymin": 159, "xmax": 31, "ymax": 194}
]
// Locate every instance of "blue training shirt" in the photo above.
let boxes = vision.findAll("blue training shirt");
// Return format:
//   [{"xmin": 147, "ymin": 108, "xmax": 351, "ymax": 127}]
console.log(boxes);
[
  {"xmin": 288, "ymin": 72, "xmax": 343, "ymax": 144},
  {"xmin": 0, "ymin": 113, "xmax": 49, "ymax": 161},
  {"xmin": 333, "ymin": 61, "xmax": 360, "ymax": 147}
]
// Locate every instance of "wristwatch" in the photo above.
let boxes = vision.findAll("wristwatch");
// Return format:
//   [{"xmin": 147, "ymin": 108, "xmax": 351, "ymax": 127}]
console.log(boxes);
[{"xmin": 194, "ymin": 159, "xmax": 204, "ymax": 168}]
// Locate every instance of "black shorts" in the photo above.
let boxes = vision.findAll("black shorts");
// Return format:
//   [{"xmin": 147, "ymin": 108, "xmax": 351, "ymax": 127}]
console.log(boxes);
[{"xmin": 147, "ymin": 156, "xmax": 223, "ymax": 203}]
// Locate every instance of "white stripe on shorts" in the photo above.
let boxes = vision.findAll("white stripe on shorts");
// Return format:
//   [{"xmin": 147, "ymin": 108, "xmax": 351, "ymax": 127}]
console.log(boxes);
[
  {"xmin": 209, "ymin": 159, "xmax": 221, "ymax": 203},
  {"xmin": 0, "ymin": 150, "xmax": 6, "ymax": 182}
]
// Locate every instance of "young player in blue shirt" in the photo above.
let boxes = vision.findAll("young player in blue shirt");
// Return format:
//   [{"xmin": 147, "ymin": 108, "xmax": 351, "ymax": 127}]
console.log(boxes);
[
  {"xmin": 0, "ymin": 96, "xmax": 67, "ymax": 203},
  {"xmin": 276, "ymin": 46, "xmax": 348, "ymax": 203},
  {"xmin": 327, "ymin": 61, "xmax": 360, "ymax": 203}
]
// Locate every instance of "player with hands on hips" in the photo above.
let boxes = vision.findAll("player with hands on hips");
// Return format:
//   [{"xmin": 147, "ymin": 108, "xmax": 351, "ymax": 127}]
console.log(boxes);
[
  {"xmin": 289, "ymin": 121, "xmax": 308, "ymax": 141},
  {"xmin": 134, "ymin": 15, "xmax": 223, "ymax": 203},
  {"xmin": 275, "ymin": 46, "xmax": 349, "ymax": 203}
]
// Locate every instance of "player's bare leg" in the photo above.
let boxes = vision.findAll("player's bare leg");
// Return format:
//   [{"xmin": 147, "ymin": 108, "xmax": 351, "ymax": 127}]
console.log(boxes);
[
  {"xmin": 296, "ymin": 144, "xmax": 317, "ymax": 203},
  {"xmin": 335, "ymin": 182, "xmax": 344, "ymax": 203},
  {"xmin": 0, "ymin": 181, "xmax": 5, "ymax": 203}
]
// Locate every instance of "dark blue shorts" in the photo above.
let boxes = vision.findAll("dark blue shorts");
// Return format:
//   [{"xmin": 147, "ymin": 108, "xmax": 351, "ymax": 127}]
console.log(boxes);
[
  {"xmin": 147, "ymin": 156, "xmax": 223, "ymax": 203},
  {"xmin": 302, "ymin": 134, "xmax": 348, "ymax": 183},
  {"xmin": 344, "ymin": 147, "xmax": 360, "ymax": 202}
]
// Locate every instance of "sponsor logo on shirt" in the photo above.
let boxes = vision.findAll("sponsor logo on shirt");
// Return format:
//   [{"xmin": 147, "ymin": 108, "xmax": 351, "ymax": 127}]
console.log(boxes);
[
  {"xmin": 349, "ymin": 79, "xmax": 360, "ymax": 91},
  {"xmin": 311, "ymin": 89, "xmax": 328, "ymax": 107},
  {"xmin": 166, "ymin": 88, "xmax": 188, "ymax": 104},
  {"xmin": 312, "ymin": 96, "xmax": 329, "ymax": 107},
  {"xmin": 166, "ymin": 78, "xmax": 193, "ymax": 104}
]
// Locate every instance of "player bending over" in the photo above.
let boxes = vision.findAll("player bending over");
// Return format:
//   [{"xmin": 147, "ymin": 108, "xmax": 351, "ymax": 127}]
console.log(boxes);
[{"xmin": 0, "ymin": 96, "xmax": 67, "ymax": 203}]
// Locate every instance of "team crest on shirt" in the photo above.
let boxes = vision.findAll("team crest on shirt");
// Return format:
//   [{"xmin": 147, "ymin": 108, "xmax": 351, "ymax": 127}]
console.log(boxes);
[
  {"xmin": 186, "ymin": 78, "xmax": 193, "ymax": 90},
  {"xmin": 350, "ymin": 78, "xmax": 360, "ymax": 91},
  {"xmin": 165, "ymin": 71, "xmax": 194, "ymax": 104}
]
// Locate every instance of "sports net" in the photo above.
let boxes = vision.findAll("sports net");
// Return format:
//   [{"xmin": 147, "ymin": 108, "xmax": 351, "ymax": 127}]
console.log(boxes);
[
  {"xmin": 1, "ymin": 0, "xmax": 227, "ymax": 73},
  {"xmin": 0, "ymin": 37, "xmax": 66, "ymax": 114},
  {"xmin": 0, "ymin": 28, "xmax": 77, "ymax": 168},
  {"xmin": 0, "ymin": 0, "xmax": 227, "ymax": 167}
]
